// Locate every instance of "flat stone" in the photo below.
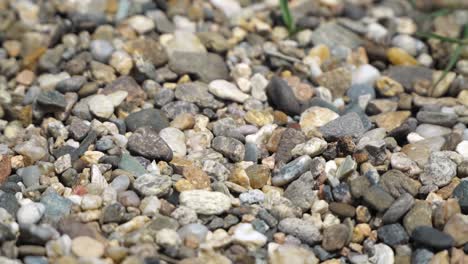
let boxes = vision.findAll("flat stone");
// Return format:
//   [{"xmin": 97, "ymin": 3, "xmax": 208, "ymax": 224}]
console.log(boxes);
[
  {"xmin": 378, "ymin": 170, "xmax": 421, "ymax": 198},
  {"xmin": 118, "ymin": 153, "xmax": 146, "ymax": 176},
  {"xmin": 175, "ymin": 82, "xmax": 222, "ymax": 108},
  {"xmin": 88, "ymin": 94, "xmax": 114, "ymax": 119},
  {"xmin": 363, "ymin": 186, "xmax": 395, "ymax": 212},
  {"xmin": 133, "ymin": 174, "xmax": 172, "ymax": 197},
  {"xmin": 179, "ymin": 190, "xmax": 231, "ymax": 215},
  {"xmin": 125, "ymin": 108, "xmax": 169, "ymax": 132},
  {"xmin": 56, "ymin": 76, "xmax": 86, "ymax": 93},
  {"xmin": 311, "ymin": 22, "xmax": 363, "ymax": 58},
  {"xmin": 443, "ymin": 213, "xmax": 468, "ymax": 246},
  {"xmin": 272, "ymin": 155, "xmax": 313, "ymax": 186},
  {"xmin": 209, "ymin": 80, "xmax": 249, "ymax": 103},
  {"xmin": 102, "ymin": 76, "xmax": 147, "ymax": 104},
  {"xmin": 329, "ymin": 202, "xmax": 356, "ymax": 218},
  {"xmin": 382, "ymin": 193, "xmax": 415, "ymax": 224},
  {"xmin": 300, "ymin": 106, "xmax": 339, "ymax": 133},
  {"xmin": 411, "ymin": 226, "xmax": 454, "ymax": 250},
  {"xmin": 415, "ymin": 124, "xmax": 451, "ymax": 138},
  {"xmin": 416, "ymin": 111, "xmax": 457, "ymax": 127},
  {"xmin": 420, "ymin": 154, "xmax": 457, "ymax": 187},
  {"xmin": 212, "ymin": 136, "xmax": 245, "ymax": 162},
  {"xmin": 372, "ymin": 111, "xmax": 411, "ymax": 131},
  {"xmin": 284, "ymin": 172, "xmax": 317, "ymax": 211},
  {"xmin": 169, "ymin": 52, "xmax": 228, "ymax": 82},
  {"xmin": 127, "ymin": 127, "xmax": 173, "ymax": 161},
  {"xmin": 278, "ymin": 218, "xmax": 322, "ymax": 245},
  {"xmin": 319, "ymin": 112, "xmax": 367, "ymax": 141},
  {"xmin": 322, "ymin": 224, "xmax": 349, "ymax": 251},
  {"xmin": 36, "ymin": 90, "xmax": 67, "ymax": 111},
  {"xmin": 377, "ymin": 224, "xmax": 409, "ymax": 246},
  {"xmin": 40, "ymin": 192, "xmax": 72, "ymax": 224},
  {"xmin": 403, "ymin": 201, "xmax": 432, "ymax": 234}
]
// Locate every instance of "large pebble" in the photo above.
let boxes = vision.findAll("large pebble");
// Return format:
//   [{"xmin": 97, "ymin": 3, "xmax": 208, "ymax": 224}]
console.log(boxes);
[
  {"xmin": 272, "ymin": 155, "xmax": 313, "ymax": 186},
  {"xmin": 88, "ymin": 94, "xmax": 114, "ymax": 119},
  {"xmin": 17, "ymin": 202, "xmax": 45, "ymax": 225},
  {"xmin": 278, "ymin": 218, "xmax": 322, "ymax": 244},
  {"xmin": 209, "ymin": 80, "xmax": 249, "ymax": 103},
  {"xmin": 159, "ymin": 127, "xmax": 186, "ymax": 158},
  {"xmin": 71, "ymin": 236, "xmax": 104, "ymax": 258},
  {"xmin": 127, "ymin": 127, "xmax": 173, "ymax": 161},
  {"xmin": 133, "ymin": 174, "xmax": 172, "ymax": 197},
  {"xmin": 179, "ymin": 190, "xmax": 231, "ymax": 215}
]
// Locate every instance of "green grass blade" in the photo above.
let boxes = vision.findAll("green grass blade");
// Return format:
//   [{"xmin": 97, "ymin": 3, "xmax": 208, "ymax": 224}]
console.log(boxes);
[
  {"xmin": 416, "ymin": 32, "xmax": 465, "ymax": 44},
  {"xmin": 433, "ymin": 44, "xmax": 462, "ymax": 88},
  {"xmin": 279, "ymin": 0, "xmax": 296, "ymax": 34},
  {"xmin": 433, "ymin": 24, "xmax": 468, "ymax": 88}
]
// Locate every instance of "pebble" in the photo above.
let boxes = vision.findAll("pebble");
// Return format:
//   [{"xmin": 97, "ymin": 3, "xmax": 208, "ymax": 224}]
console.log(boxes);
[
  {"xmin": 266, "ymin": 76, "xmax": 302, "ymax": 116},
  {"xmin": 377, "ymin": 224, "xmax": 409, "ymax": 246},
  {"xmin": 90, "ymin": 40, "xmax": 114, "ymax": 63},
  {"xmin": 319, "ymin": 112, "xmax": 367, "ymax": 141},
  {"xmin": 125, "ymin": 108, "xmax": 169, "ymax": 132},
  {"xmin": 411, "ymin": 226, "xmax": 454, "ymax": 250},
  {"xmin": 232, "ymin": 223, "xmax": 267, "ymax": 249},
  {"xmin": 283, "ymin": 172, "xmax": 317, "ymax": 211},
  {"xmin": 453, "ymin": 181, "xmax": 468, "ymax": 213},
  {"xmin": 269, "ymin": 244, "xmax": 319, "ymax": 264},
  {"xmin": 88, "ymin": 94, "xmax": 114, "ymax": 119},
  {"xmin": 159, "ymin": 127, "xmax": 186, "ymax": 158},
  {"xmin": 291, "ymin": 138, "xmax": 327, "ymax": 157},
  {"xmin": 71, "ymin": 236, "xmax": 104, "ymax": 258},
  {"xmin": 278, "ymin": 218, "xmax": 322, "ymax": 245},
  {"xmin": 126, "ymin": 15, "xmax": 155, "ymax": 34},
  {"xmin": 17, "ymin": 202, "xmax": 45, "ymax": 225},
  {"xmin": 382, "ymin": 193, "xmax": 415, "ymax": 224},
  {"xmin": 300, "ymin": 107, "xmax": 339, "ymax": 133},
  {"xmin": 271, "ymin": 155, "xmax": 313, "ymax": 186},
  {"xmin": 1, "ymin": 2, "xmax": 466, "ymax": 263},
  {"xmin": 133, "ymin": 174, "xmax": 172, "ymax": 197},
  {"xmin": 127, "ymin": 127, "xmax": 173, "ymax": 161},
  {"xmin": 209, "ymin": 80, "xmax": 249, "ymax": 103},
  {"xmin": 322, "ymin": 224, "xmax": 349, "ymax": 251},
  {"xmin": 403, "ymin": 201, "xmax": 432, "ymax": 234},
  {"xmin": 416, "ymin": 111, "xmax": 457, "ymax": 127},
  {"xmin": 443, "ymin": 213, "xmax": 468, "ymax": 246},
  {"xmin": 212, "ymin": 136, "xmax": 245, "ymax": 162},
  {"xmin": 363, "ymin": 186, "xmax": 395, "ymax": 212},
  {"xmin": 179, "ymin": 190, "xmax": 231, "ymax": 215},
  {"xmin": 420, "ymin": 153, "xmax": 457, "ymax": 187},
  {"xmin": 370, "ymin": 244, "xmax": 394, "ymax": 264},
  {"xmin": 387, "ymin": 47, "xmax": 419, "ymax": 66}
]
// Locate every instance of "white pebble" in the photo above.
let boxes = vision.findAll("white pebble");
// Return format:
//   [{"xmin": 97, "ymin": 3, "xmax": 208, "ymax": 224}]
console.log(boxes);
[
  {"xmin": 17, "ymin": 202, "xmax": 45, "ymax": 225},
  {"xmin": 209, "ymin": 80, "xmax": 249, "ymax": 103}
]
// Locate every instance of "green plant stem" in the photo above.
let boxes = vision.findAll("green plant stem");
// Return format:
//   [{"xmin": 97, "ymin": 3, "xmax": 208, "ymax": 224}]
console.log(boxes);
[
  {"xmin": 433, "ymin": 24, "xmax": 468, "ymax": 88},
  {"xmin": 279, "ymin": 0, "xmax": 296, "ymax": 34}
]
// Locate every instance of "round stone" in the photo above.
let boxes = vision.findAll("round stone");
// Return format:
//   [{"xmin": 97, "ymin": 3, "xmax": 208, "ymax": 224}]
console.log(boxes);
[{"xmin": 17, "ymin": 202, "xmax": 45, "ymax": 225}]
